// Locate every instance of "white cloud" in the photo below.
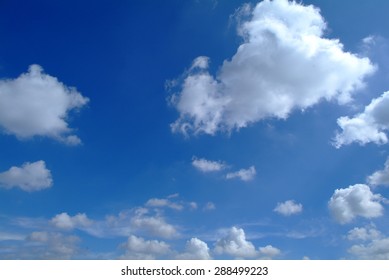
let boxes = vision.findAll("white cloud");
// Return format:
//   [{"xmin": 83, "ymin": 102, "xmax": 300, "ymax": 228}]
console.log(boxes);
[
  {"xmin": 176, "ymin": 238, "xmax": 211, "ymax": 260},
  {"xmin": 328, "ymin": 184, "xmax": 384, "ymax": 224},
  {"xmin": 274, "ymin": 200, "xmax": 303, "ymax": 216},
  {"xmin": 347, "ymin": 225, "xmax": 382, "ymax": 241},
  {"xmin": 214, "ymin": 227, "xmax": 257, "ymax": 258},
  {"xmin": 119, "ymin": 235, "xmax": 170, "ymax": 260},
  {"xmin": 25, "ymin": 231, "xmax": 80, "ymax": 259},
  {"xmin": 0, "ymin": 161, "xmax": 52, "ymax": 192},
  {"xmin": 192, "ymin": 157, "xmax": 226, "ymax": 172},
  {"xmin": 145, "ymin": 198, "xmax": 183, "ymax": 211},
  {"xmin": 226, "ymin": 166, "xmax": 256, "ymax": 181},
  {"xmin": 347, "ymin": 226, "xmax": 389, "ymax": 260},
  {"xmin": 169, "ymin": 0, "xmax": 375, "ymax": 136},
  {"xmin": 0, "ymin": 65, "xmax": 89, "ymax": 144},
  {"xmin": 367, "ymin": 157, "xmax": 389, "ymax": 187},
  {"xmin": 334, "ymin": 91, "xmax": 389, "ymax": 148},
  {"xmin": 258, "ymin": 245, "xmax": 281, "ymax": 259},
  {"xmin": 51, "ymin": 213, "xmax": 93, "ymax": 230}
]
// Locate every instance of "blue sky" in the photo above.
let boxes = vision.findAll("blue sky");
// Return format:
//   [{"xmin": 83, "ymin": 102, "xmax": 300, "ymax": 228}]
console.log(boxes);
[{"xmin": 1, "ymin": 0, "xmax": 389, "ymax": 259}]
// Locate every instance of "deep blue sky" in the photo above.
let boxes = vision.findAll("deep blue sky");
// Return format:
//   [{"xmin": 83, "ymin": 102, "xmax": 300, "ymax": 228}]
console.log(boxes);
[{"xmin": 1, "ymin": 0, "xmax": 389, "ymax": 260}]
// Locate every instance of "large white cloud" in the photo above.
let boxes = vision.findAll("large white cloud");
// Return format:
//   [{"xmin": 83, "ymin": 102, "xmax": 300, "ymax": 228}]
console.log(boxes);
[
  {"xmin": 176, "ymin": 238, "xmax": 211, "ymax": 260},
  {"xmin": 0, "ymin": 161, "xmax": 52, "ymax": 192},
  {"xmin": 119, "ymin": 235, "xmax": 170, "ymax": 260},
  {"xmin": 367, "ymin": 157, "xmax": 389, "ymax": 187},
  {"xmin": 334, "ymin": 91, "xmax": 389, "ymax": 148},
  {"xmin": 328, "ymin": 184, "xmax": 384, "ymax": 224},
  {"xmin": 274, "ymin": 200, "xmax": 303, "ymax": 216},
  {"xmin": 214, "ymin": 227, "xmax": 257, "ymax": 258},
  {"xmin": 169, "ymin": 0, "xmax": 375, "ymax": 135},
  {"xmin": 0, "ymin": 65, "xmax": 89, "ymax": 144}
]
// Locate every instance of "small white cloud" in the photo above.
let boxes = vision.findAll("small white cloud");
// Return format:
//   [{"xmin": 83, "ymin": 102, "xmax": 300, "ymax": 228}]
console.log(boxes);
[
  {"xmin": 349, "ymin": 238, "xmax": 389, "ymax": 259},
  {"xmin": 334, "ymin": 91, "xmax": 389, "ymax": 148},
  {"xmin": 0, "ymin": 65, "xmax": 89, "ymax": 144},
  {"xmin": 328, "ymin": 184, "xmax": 384, "ymax": 224},
  {"xmin": 214, "ymin": 227, "xmax": 257, "ymax": 258},
  {"xmin": 119, "ymin": 235, "xmax": 170, "ymax": 260},
  {"xmin": 258, "ymin": 245, "xmax": 281, "ymax": 259},
  {"xmin": 347, "ymin": 225, "xmax": 382, "ymax": 241},
  {"xmin": 274, "ymin": 200, "xmax": 303, "ymax": 216},
  {"xmin": 0, "ymin": 161, "xmax": 52, "ymax": 192},
  {"xmin": 169, "ymin": 0, "xmax": 375, "ymax": 136},
  {"xmin": 192, "ymin": 157, "xmax": 226, "ymax": 172},
  {"xmin": 145, "ymin": 198, "xmax": 183, "ymax": 211},
  {"xmin": 176, "ymin": 238, "xmax": 211, "ymax": 260},
  {"xmin": 226, "ymin": 166, "xmax": 256, "ymax": 181},
  {"xmin": 203, "ymin": 202, "xmax": 216, "ymax": 211},
  {"xmin": 367, "ymin": 157, "xmax": 389, "ymax": 187},
  {"xmin": 51, "ymin": 212, "xmax": 93, "ymax": 231}
]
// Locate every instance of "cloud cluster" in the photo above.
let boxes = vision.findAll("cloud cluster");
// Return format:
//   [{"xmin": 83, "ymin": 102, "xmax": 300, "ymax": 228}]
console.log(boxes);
[
  {"xmin": 0, "ymin": 161, "xmax": 52, "ymax": 192},
  {"xmin": 51, "ymin": 213, "xmax": 93, "ymax": 230},
  {"xmin": 328, "ymin": 184, "xmax": 384, "ymax": 224},
  {"xmin": 347, "ymin": 225, "xmax": 389, "ymax": 259},
  {"xmin": 169, "ymin": 0, "xmax": 374, "ymax": 136},
  {"xmin": 0, "ymin": 65, "xmax": 89, "ymax": 144},
  {"xmin": 120, "ymin": 235, "xmax": 171, "ymax": 260},
  {"xmin": 176, "ymin": 238, "xmax": 211, "ymax": 260},
  {"xmin": 334, "ymin": 91, "xmax": 389, "ymax": 147},
  {"xmin": 274, "ymin": 200, "xmax": 303, "ymax": 216}
]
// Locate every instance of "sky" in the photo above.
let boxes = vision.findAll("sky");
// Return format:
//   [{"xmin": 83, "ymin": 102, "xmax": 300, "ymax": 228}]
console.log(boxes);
[{"xmin": 1, "ymin": 0, "xmax": 389, "ymax": 260}]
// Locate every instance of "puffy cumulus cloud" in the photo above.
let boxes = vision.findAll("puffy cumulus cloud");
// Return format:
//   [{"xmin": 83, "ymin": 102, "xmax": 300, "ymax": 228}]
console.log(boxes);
[
  {"xmin": 176, "ymin": 238, "xmax": 212, "ymax": 260},
  {"xmin": 334, "ymin": 91, "xmax": 389, "ymax": 148},
  {"xmin": 349, "ymin": 238, "xmax": 389, "ymax": 259},
  {"xmin": 274, "ymin": 200, "xmax": 303, "ymax": 216},
  {"xmin": 169, "ymin": 0, "xmax": 375, "ymax": 136},
  {"xmin": 347, "ymin": 225, "xmax": 382, "ymax": 241},
  {"xmin": 226, "ymin": 166, "xmax": 256, "ymax": 181},
  {"xmin": 328, "ymin": 184, "xmax": 384, "ymax": 224},
  {"xmin": 119, "ymin": 235, "xmax": 170, "ymax": 260},
  {"xmin": 258, "ymin": 245, "xmax": 281, "ymax": 259},
  {"xmin": 347, "ymin": 226, "xmax": 389, "ymax": 259},
  {"xmin": 214, "ymin": 227, "xmax": 257, "ymax": 258},
  {"xmin": 51, "ymin": 212, "xmax": 93, "ymax": 231},
  {"xmin": 192, "ymin": 157, "xmax": 226, "ymax": 172},
  {"xmin": 130, "ymin": 209, "xmax": 179, "ymax": 239},
  {"xmin": 0, "ymin": 160, "xmax": 52, "ymax": 192},
  {"xmin": 367, "ymin": 157, "xmax": 389, "ymax": 187},
  {"xmin": 0, "ymin": 65, "xmax": 89, "ymax": 144}
]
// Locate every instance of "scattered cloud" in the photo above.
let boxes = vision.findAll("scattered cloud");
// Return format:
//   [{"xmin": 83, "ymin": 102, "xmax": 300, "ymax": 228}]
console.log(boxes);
[
  {"xmin": 0, "ymin": 160, "xmax": 52, "ymax": 192},
  {"xmin": 367, "ymin": 157, "xmax": 389, "ymax": 187},
  {"xmin": 0, "ymin": 65, "xmax": 89, "ymax": 144},
  {"xmin": 169, "ymin": 0, "xmax": 375, "ymax": 136},
  {"xmin": 192, "ymin": 157, "xmax": 226, "ymax": 172},
  {"xmin": 274, "ymin": 200, "xmax": 303, "ymax": 216},
  {"xmin": 226, "ymin": 166, "xmax": 256, "ymax": 181},
  {"xmin": 203, "ymin": 202, "xmax": 216, "ymax": 211},
  {"xmin": 119, "ymin": 235, "xmax": 170, "ymax": 260},
  {"xmin": 334, "ymin": 91, "xmax": 389, "ymax": 148},
  {"xmin": 347, "ymin": 225, "xmax": 382, "ymax": 241},
  {"xmin": 328, "ymin": 184, "xmax": 384, "ymax": 224},
  {"xmin": 51, "ymin": 213, "xmax": 93, "ymax": 231},
  {"xmin": 176, "ymin": 237, "xmax": 211, "ymax": 260}
]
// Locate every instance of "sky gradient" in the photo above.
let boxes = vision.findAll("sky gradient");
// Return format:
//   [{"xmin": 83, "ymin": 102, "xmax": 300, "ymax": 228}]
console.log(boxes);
[{"xmin": 1, "ymin": 0, "xmax": 389, "ymax": 259}]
